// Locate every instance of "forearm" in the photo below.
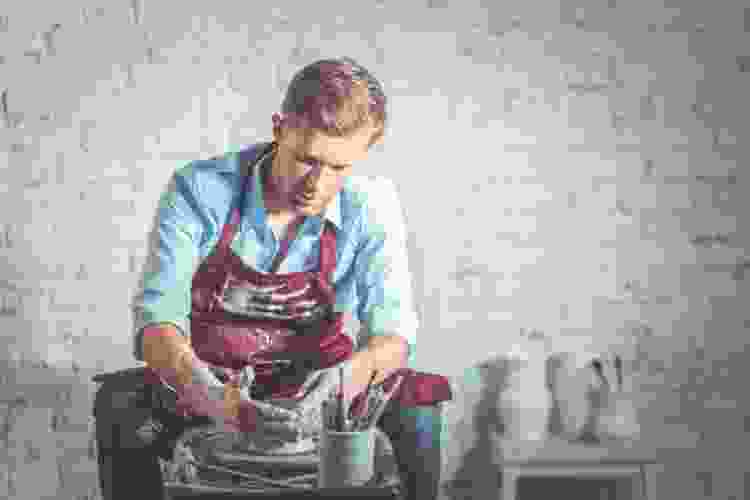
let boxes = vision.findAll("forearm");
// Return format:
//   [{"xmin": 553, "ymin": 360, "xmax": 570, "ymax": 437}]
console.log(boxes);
[
  {"xmin": 141, "ymin": 323, "xmax": 222, "ymax": 388},
  {"xmin": 141, "ymin": 323, "xmax": 250, "ymax": 424}
]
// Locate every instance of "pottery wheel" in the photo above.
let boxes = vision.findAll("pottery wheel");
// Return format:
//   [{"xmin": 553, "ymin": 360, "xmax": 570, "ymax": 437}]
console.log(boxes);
[{"xmin": 235, "ymin": 435, "xmax": 318, "ymax": 456}]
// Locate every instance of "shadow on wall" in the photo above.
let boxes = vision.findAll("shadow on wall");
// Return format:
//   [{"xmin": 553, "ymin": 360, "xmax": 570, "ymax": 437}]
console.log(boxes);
[
  {"xmin": 441, "ymin": 354, "xmax": 614, "ymax": 500},
  {"xmin": 441, "ymin": 354, "xmax": 517, "ymax": 500}
]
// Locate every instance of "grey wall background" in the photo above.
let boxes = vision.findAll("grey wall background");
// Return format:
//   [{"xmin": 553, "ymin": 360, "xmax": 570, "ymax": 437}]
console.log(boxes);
[{"xmin": 1, "ymin": 0, "xmax": 749, "ymax": 498}]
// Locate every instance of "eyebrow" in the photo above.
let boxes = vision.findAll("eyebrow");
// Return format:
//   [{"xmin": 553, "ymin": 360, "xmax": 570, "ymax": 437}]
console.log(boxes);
[{"xmin": 298, "ymin": 152, "xmax": 351, "ymax": 169}]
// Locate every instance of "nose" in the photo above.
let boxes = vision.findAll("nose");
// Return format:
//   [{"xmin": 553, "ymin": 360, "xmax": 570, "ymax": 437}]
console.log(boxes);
[{"xmin": 302, "ymin": 166, "xmax": 322, "ymax": 194}]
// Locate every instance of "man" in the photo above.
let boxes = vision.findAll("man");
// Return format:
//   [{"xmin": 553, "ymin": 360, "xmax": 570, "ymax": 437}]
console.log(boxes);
[{"xmin": 93, "ymin": 57, "xmax": 451, "ymax": 500}]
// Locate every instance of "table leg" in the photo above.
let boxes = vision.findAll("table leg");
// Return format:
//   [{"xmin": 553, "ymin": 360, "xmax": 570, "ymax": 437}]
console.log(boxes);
[
  {"xmin": 501, "ymin": 469, "xmax": 519, "ymax": 500},
  {"xmin": 640, "ymin": 464, "xmax": 656, "ymax": 500}
]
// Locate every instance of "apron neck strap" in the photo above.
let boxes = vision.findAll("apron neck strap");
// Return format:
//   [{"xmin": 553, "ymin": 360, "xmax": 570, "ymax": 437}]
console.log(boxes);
[
  {"xmin": 221, "ymin": 142, "xmax": 338, "ymax": 283},
  {"xmin": 268, "ymin": 216, "xmax": 305, "ymax": 273}
]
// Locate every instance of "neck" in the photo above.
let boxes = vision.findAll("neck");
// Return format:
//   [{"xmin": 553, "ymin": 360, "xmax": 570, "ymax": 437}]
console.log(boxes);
[{"xmin": 262, "ymin": 150, "xmax": 293, "ymax": 216}]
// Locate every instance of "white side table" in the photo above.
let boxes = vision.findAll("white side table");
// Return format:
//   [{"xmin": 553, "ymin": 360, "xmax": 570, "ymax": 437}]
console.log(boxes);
[{"xmin": 491, "ymin": 434, "xmax": 658, "ymax": 500}]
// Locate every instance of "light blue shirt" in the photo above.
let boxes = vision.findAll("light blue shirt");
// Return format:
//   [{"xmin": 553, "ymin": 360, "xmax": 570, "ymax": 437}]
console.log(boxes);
[{"xmin": 132, "ymin": 142, "xmax": 418, "ymax": 367}]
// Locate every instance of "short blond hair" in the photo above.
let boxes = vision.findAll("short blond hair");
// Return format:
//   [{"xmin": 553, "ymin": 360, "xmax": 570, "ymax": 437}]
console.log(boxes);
[{"xmin": 280, "ymin": 57, "xmax": 387, "ymax": 148}]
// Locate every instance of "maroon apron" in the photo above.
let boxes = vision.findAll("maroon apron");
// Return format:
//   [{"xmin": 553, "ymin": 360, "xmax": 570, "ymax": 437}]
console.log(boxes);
[{"xmin": 146, "ymin": 143, "xmax": 451, "ymax": 407}]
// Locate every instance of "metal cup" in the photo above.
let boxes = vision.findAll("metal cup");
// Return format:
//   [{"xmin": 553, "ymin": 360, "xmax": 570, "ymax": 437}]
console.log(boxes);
[{"xmin": 317, "ymin": 426, "xmax": 376, "ymax": 488}]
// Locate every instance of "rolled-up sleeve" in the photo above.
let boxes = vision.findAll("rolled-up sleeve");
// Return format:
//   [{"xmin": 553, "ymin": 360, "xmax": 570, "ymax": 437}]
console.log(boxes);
[
  {"xmin": 354, "ymin": 177, "xmax": 419, "ymax": 367},
  {"xmin": 131, "ymin": 164, "xmax": 205, "ymax": 361}
]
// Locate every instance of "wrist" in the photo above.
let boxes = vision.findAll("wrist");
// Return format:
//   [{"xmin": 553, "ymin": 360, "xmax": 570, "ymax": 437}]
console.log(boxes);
[
  {"xmin": 346, "ymin": 351, "xmax": 375, "ymax": 397},
  {"xmin": 224, "ymin": 384, "xmax": 242, "ymax": 420},
  {"xmin": 359, "ymin": 335, "xmax": 409, "ymax": 385}
]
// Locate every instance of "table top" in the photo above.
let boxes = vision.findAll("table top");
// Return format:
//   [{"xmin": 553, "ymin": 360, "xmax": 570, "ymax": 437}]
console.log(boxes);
[
  {"xmin": 166, "ymin": 481, "xmax": 401, "ymax": 499},
  {"xmin": 491, "ymin": 434, "xmax": 659, "ymax": 466}
]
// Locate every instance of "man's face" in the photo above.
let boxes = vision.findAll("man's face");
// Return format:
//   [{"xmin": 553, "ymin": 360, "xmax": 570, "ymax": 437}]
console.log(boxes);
[{"xmin": 270, "ymin": 122, "xmax": 376, "ymax": 217}]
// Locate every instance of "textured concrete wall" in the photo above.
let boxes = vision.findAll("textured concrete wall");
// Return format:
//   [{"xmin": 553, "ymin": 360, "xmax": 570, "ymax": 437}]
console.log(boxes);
[{"xmin": 1, "ymin": 1, "xmax": 749, "ymax": 498}]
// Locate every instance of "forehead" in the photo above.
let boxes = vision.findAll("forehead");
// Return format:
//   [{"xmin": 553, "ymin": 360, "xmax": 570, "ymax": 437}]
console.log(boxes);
[{"xmin": 284, "ymin": 126, "xmax": 374, "ymax": 165}]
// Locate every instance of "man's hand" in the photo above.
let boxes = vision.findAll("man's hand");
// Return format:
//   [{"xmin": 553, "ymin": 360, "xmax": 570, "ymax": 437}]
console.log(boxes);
[
  {"xmin": 224, "ymin": 366, "xmax": 303, "ymax": 443},
  {"xmin": 164, "ymin": 368, "xmax": 300, "ymax": 444}
]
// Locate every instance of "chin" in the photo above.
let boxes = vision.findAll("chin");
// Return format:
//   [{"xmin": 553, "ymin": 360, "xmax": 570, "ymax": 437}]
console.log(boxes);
[{"xmin": 295, "ymin": 204, "xmax": 322, "ymax": 216}]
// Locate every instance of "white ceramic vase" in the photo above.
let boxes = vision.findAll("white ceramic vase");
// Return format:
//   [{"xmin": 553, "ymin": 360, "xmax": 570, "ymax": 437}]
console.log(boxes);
[
  {"xmin": 550, "ymin": 350, "xmax": 617, "ymax": 441},
  {"xmin": 497, "ymin": 343, "xmax": 552, "ymax": 441}
]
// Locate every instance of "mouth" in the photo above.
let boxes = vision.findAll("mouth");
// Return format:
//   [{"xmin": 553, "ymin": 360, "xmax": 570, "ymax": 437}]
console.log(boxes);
[{"xmin": 293, "ymin": 193, "xmax": 315, "ymax": 207}]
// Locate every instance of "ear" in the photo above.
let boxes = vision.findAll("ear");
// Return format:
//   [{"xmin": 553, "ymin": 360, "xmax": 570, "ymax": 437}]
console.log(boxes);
[{"xmin": 271, "ymin": 112, "xmax": 285, "ymax": 142}]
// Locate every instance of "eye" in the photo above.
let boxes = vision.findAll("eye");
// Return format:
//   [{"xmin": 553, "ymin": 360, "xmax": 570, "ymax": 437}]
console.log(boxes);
[
  {"xmin": 296, "ymin": 155, "xmax": 316, "ymax": 166},
  {"xmin": 296, "ymin": 155, "xmax": 350, "ymax": 172}
]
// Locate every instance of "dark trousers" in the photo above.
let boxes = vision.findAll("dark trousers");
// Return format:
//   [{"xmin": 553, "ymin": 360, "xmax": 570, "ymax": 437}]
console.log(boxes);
[{"xmin": 93, "ymin": 369, "xmax": 443, "ymax": 500}]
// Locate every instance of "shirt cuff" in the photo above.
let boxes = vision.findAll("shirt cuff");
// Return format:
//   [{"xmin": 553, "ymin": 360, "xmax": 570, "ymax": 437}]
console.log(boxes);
[{"xmin": 133, "ymin": 313, "xmax": 190, "ymax": 362}]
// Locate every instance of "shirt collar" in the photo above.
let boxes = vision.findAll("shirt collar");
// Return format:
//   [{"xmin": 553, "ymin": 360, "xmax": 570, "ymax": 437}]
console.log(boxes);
[{"xmin": 240, "ymin": 143, "xmax": 342, "ymax": 231}]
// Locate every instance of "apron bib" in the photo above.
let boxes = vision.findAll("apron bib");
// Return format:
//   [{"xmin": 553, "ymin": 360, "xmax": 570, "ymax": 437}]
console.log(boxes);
[
  {"xmin": 188, "ymin": 143, "xmax": 351, "ymax": 400},
  {"xmin": 144, "ymin": 143, "xmax": 452, "ymax": 407}
]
